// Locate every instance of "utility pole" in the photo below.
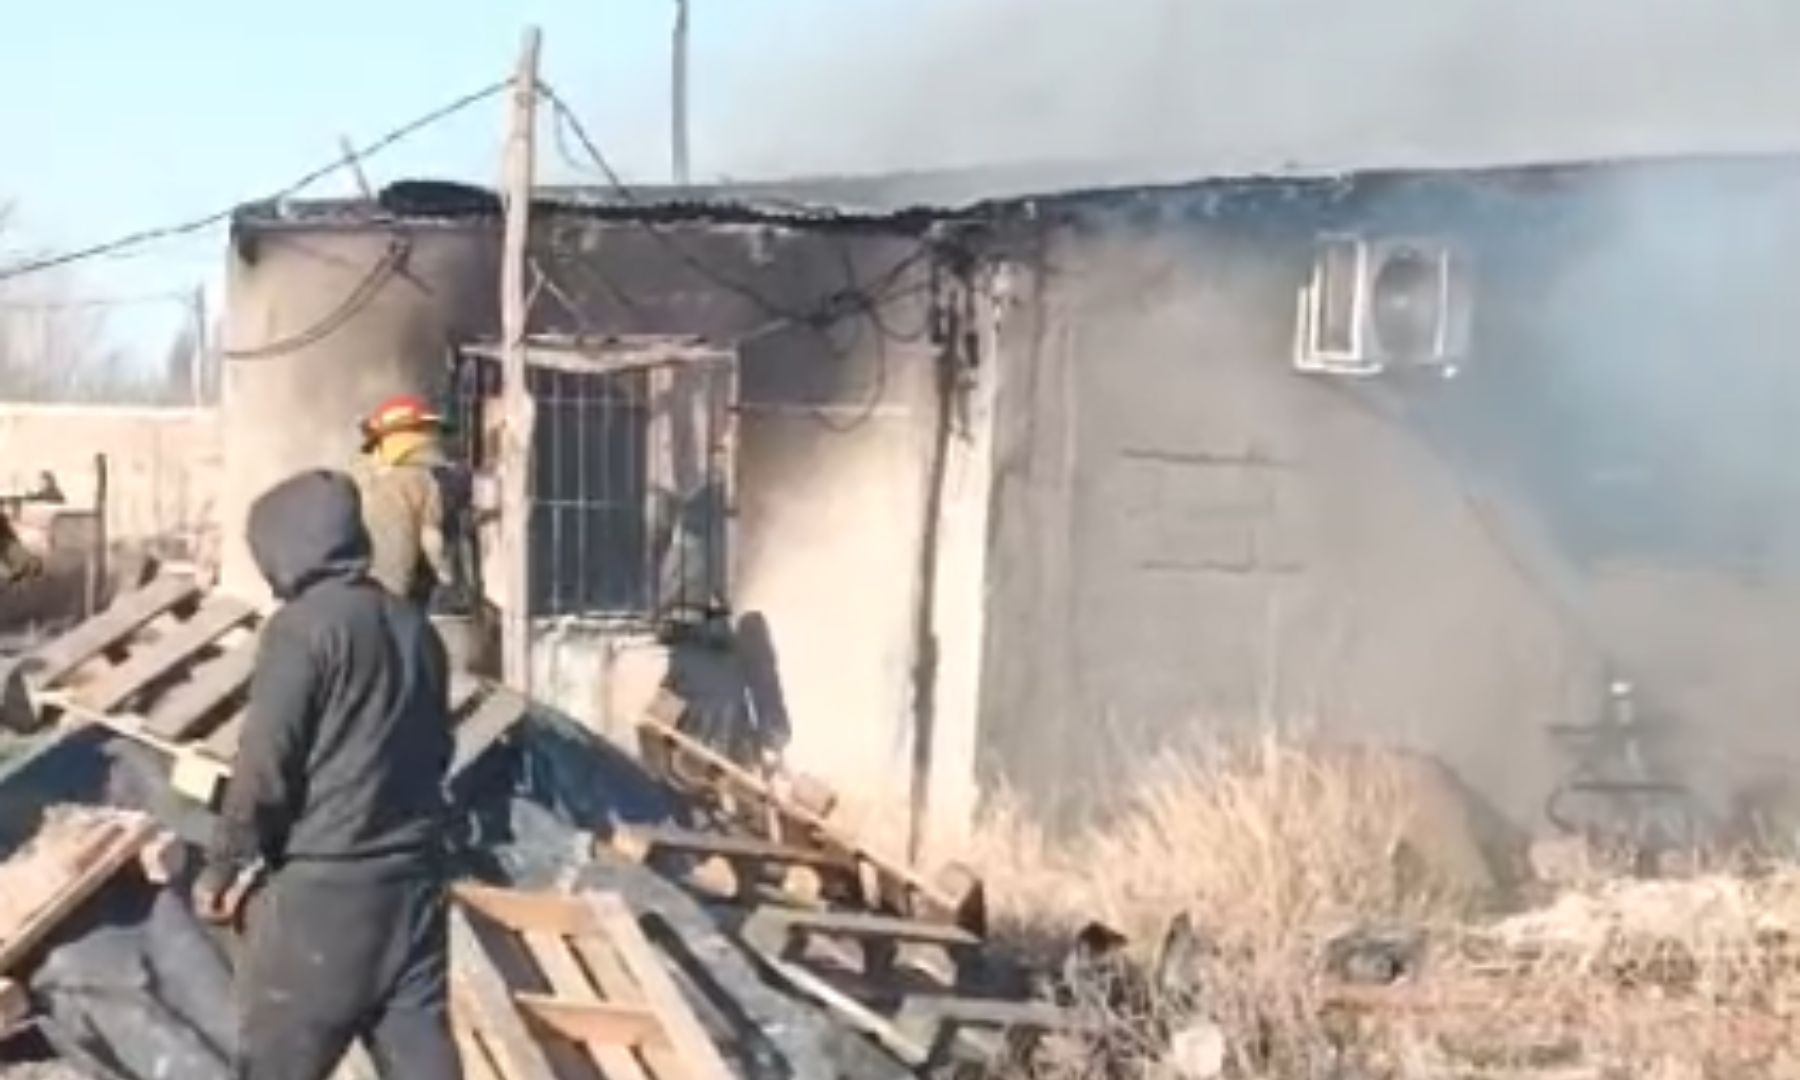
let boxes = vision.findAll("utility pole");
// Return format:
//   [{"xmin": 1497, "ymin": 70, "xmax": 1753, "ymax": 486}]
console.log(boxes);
[
  {"xmin": 499, "ymin": 27, "xmax": 541, "ymax": 693},
  {"xmin": 672, "ymin": 0, "xmax": 691, "ymax": 185},
  {"xmin": 188, "ymin": 287, "xmax": 207, "ymax": 407}
]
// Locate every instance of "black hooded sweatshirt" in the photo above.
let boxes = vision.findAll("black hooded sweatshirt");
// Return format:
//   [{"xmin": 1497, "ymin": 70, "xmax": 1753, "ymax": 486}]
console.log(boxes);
[{"xmin": 205, "ymin": 469, "xmax": 452, "ymax": 882}]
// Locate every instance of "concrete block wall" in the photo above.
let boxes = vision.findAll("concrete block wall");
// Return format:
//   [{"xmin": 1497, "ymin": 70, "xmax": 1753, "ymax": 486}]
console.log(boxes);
[{"xmin": 0, "ymin": 403, "xmax": 219, "ymax": 548}]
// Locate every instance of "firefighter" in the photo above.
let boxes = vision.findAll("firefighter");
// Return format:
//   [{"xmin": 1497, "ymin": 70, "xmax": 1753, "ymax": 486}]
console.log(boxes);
[{"xmin": 350, "ymin": 394, "xmax": 457, "ymax": 607}]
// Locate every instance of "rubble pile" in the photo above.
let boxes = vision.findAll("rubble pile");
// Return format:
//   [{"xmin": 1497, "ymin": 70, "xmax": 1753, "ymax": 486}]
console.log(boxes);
[{"xmin": 0, "ymin": 579, "xmax": 1110, "ymax": 1080}]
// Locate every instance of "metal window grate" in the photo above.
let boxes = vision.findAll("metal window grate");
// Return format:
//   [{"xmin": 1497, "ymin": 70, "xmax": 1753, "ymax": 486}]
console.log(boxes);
[
  {"xmin": 450, "ymin": 346, "xmax": 733, "ymax": 628},
  {"xmin": 528, "ymin": 362, "xmax": 651, "ymax": 618}
]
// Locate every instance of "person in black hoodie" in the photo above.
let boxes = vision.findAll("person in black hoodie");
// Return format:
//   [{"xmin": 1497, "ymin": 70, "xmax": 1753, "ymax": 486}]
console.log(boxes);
[{"xmin": 193, "ymin": 469, "xmax": 461, "ymax": 1080}]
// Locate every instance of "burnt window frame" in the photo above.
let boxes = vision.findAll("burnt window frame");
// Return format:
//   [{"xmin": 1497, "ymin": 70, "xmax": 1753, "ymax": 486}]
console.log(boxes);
[{"xmin": 448, "ymin": 340, "xmax": 737, "ymax": 632}]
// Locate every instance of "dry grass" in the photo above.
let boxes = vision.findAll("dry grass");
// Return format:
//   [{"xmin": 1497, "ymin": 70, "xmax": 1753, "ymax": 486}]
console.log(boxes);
[{"xmin": 961, "ymin": 736, "xmax": 1800, "ymax": 1078}]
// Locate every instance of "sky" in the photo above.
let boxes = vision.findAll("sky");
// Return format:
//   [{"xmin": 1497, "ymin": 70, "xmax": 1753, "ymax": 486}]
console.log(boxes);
[
  {"xmin": 4, "ymin": 0, "xmax": 1800, "ymax": 365},
  {"xmin": 0, "ymin": 0, "xmax": 914, "ymax": 357}
]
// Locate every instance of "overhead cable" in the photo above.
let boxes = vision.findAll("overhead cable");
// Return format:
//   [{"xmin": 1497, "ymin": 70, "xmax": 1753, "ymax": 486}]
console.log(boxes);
[
  {"xmin": 538, "ymin": 81, "xmax": 932, "ymax": 337},
  {"xmin": 0, "ymin": 79, "xmax": 511, "ymax": 285}
]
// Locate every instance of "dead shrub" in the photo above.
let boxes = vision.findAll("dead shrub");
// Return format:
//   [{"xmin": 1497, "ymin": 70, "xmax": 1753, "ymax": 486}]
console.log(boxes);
[{"xmin": 963, "ymin": 736, "xmax": 1800, "ymax": 1077}]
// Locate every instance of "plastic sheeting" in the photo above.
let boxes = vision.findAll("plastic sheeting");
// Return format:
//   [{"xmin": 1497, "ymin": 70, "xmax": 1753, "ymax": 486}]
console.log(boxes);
[{"xmin": 26, "ymin": 869, "xmax": 236, "ymax": 1080}]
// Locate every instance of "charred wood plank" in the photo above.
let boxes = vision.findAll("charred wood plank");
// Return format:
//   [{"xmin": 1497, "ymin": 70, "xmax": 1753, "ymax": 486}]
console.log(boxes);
[
  {"xmin": 145, "ymin": 642, "xmax": 257, "ymax": 742},
  {"xmin": 449, "ymin": 686, "xmax": 530, "ymax": 780},
  {"xmin": 82, "ymin": 596, "xmax": 255, "ymax": 716},
  {"xmin": 28, "ymin": 575, "xmax": 200, "ymax": 687}
]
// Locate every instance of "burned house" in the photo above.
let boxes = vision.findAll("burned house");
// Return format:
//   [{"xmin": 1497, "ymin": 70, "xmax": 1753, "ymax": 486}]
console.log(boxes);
[{"xmin": 219, "ymin": 151, "xmax": 1800, "ymax": 850}]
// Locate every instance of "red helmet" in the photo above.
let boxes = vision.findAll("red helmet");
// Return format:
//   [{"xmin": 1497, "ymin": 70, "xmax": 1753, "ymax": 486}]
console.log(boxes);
[{"xmin": 359, "ymin": 394, "xmax": 444, "ymax": 447}]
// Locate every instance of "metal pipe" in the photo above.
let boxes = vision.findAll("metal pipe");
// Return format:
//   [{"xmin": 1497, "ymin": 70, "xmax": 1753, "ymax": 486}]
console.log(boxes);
[{"xmin": 672, "ymin": 0, "xmax": 691, "ymax": 185}]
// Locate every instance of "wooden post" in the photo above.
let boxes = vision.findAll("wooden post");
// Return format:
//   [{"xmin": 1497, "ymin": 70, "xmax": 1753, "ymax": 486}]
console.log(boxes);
[
  {"xmin": 87, "ymin": 453, "xmax": 107, "ymax": 619},
  {"xmin": 189, "ymin": 287, "xmax": 208, "ymax": 407},
  {"xmin": 338, "ymin": 135, "xmax": 375, "ymax": 200},
  {"xmin": 499, "ymin": 28, "xmax": 541, "ymax": 693}
]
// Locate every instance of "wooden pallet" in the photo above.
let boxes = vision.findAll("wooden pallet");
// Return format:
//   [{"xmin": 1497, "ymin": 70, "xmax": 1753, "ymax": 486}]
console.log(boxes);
[
  {"xmin": 606, "ymin": 823, "xmax": 860, "ymax": 909},
  {"xmin": 449, "ymin": 882, "xmax": 733, "ymax": 1080},
  {"xmin": 633, "ymin": 694, "xmax": 984, "ymax": 932},
  {"xmin": 21, "ymin": 575, "xmax": 532, "ymax": 805},
  {"xmin": 0, "ymin": 808, "xmax": 169, "ymax": 1028},
  {"xmin": 738, "ymin": 905, "xmax": 1075, "ymax": 1071}
]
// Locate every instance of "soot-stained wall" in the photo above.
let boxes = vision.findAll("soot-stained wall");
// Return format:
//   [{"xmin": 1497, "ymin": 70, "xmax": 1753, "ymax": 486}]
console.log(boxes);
[
  {"xmin": 222, "ymin": 204, "xmax": 967, "ymax": 830},
  {"xmin": 521, "ymin": 218, "xmax": 959, "ymax": 821},
  {"xmin": 220, "ymin": 221, "xmax": 500, "ymax": 603},
  {"xmin": 977, "ymin": 158, "xmax": 1800, "ymax": 830}
]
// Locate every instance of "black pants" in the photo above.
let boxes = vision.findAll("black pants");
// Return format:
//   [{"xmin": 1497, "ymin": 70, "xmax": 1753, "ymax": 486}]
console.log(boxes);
[{"xmin": 237, "ymin": 856, "xmax": 462, "ymax": 1080}]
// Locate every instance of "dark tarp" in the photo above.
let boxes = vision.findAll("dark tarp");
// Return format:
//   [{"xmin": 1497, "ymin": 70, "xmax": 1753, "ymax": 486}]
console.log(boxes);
[{"xmin": 0, "ymin": 712, "xmax": 913, "ymax": 1080}]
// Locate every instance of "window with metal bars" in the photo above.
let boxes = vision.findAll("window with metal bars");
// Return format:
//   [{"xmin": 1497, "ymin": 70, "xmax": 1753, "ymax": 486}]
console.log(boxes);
[{"xmin": 449, "ymin": 348, "xmax": 733, "ymax": 629}]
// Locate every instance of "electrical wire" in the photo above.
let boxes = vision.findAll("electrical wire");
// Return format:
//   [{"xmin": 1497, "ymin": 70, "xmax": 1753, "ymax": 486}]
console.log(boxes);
[
  {"xmin": 0, "ymin": 78, "xmax": 510, "ymax": 285},
  {"xmin": 806, "ymin": 313, "xmax": 892, "ymax": 435},
  {"xmin": 221, "ymin": 233, "xmax": 411, "ymax": 360},
  {"xmin": 540, "ymin": 81, "xmax": 934, "ymax": 338},
  {"xmin": 540, "ymin": 80, "xmax": 957, "ymax": 432}
]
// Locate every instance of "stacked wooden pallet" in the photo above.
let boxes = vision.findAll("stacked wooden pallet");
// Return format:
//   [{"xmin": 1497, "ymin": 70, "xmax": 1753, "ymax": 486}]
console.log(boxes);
[
  {"xmin": 15, "ymin": 574, "xmax": 531, "ymax": 805},
  {"xmin": 617, "ymin": 692, "xmax": 1078, "ymax": 1073},
  {"xmin": 450, "ymin": 882, "xmax": 733, "ymax": 1080},
  {"xmin": 629, "ymin": 691, "xmax": 984, "ymax": 932}
]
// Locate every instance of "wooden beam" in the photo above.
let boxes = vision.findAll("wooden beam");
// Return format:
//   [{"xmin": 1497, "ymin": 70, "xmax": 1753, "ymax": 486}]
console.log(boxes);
[
  {"xmin": 0, "ymin": 977, "xmax": 27, "ymax": 1032},
  {"xmin": 567, "ymin": 924, "xmax": 685, "ymax": 1080},
  {"xmin": 520, "ymin": 931, "xmax": 653, "ymax": 1080},
  {"xmin": 338, "ymin": 135, "xmax": 375, "ymax": 200},
  {"xmin": 144, "ymin": 642, "xmax": 257, "ymax": 741},
  {"xmin": 170, "ymin": 751, "xmax": 231, "ymax": 808},
  {"xmin": 497, "ymin": 27, "xmax": 541, "ymax": 694},
  {"xmin": 754, "ymin": 950, "xmax": 930, "ymax": 1066},
  {"xmin": 448, "ymin": 673, "xmax": 485, "ymax": 718},
  {"xmin": 79, "ymin": 596, "xmax": 254, "ymax": 714},
  {"xmin": 892, "ymin": 993, "xmax": 1075, "ymax": 1064},
  {"xmin": 449, "ymin": 907, "xmax": 560, "ymax": 1080},
  {"xmin": 636, "ymin": 716, "xmax": 981, "ymax": 928},
  {"xmin": 452, "ymin": 1022, "xmax": 505, "ymax": 1080},
  {"xmin": 28, "ymin": 575, "xmax": 199, "ymax": 687},
  {"xmin": 586, "ymin": 893, "xmax": 731, "ymax": 1080},
  {"xmin": 452, "ymin": 881, "xmax": 598, "ymax": 939},
  {"xmin": 448, "ymin": 686, "xmax": 529, "ymax": 780},
  {"xmin": 0, "ymin": 814, "xmax": 159, "ymax": 972},
  {"xmin": 607, "ymin": 824, "xmax": 855, "ymax": 870},
  {"xmin": 201, "ymin": 709, "xmax": 247, "ymax": 762},
  {"xmin": 513, "ymin": 993, "xmax": 663, "ymax": 1050},
  {"xmin": 740, "ymin": 906, "xmax": 979, "ymax": 963}
]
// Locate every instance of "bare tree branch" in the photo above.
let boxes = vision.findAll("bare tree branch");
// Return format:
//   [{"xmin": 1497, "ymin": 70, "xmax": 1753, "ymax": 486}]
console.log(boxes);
[{"xmin": 0, "ymin": 202, "xmax": 185, "ymax": 404}]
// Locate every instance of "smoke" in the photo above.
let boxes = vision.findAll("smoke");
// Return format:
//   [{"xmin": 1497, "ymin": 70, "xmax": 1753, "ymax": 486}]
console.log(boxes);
[
  {"xmin": 1440, "ymin": 158, "xmax": 1800, "ymax": 819},
  {"xmin": 710, "ymin": 0, "xmax": 1800, "ymax": 829},
  {"xmin": 718, "ymin": 0, "xmax": 1800, "ymax": 183}
]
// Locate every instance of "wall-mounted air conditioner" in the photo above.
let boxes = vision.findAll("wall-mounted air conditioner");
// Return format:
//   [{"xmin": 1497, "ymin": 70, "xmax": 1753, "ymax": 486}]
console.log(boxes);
[{"xmin": 1293, "ymin": 234, "xmax": 1473, "ymax": 377}]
